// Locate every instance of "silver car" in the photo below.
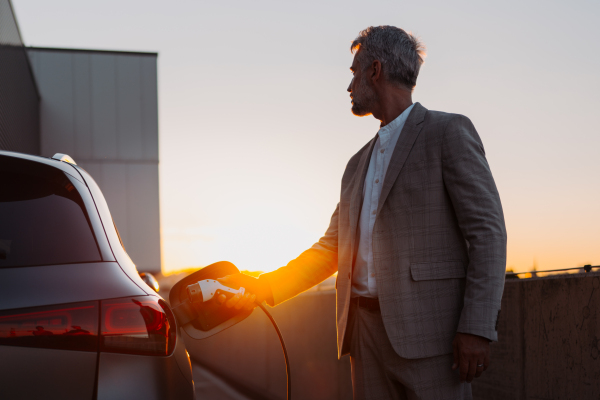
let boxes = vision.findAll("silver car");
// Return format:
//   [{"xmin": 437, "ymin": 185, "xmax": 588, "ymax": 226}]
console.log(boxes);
[{"xmin": 0, "ymin": 150, "xmax": 194, "ymax": 400}]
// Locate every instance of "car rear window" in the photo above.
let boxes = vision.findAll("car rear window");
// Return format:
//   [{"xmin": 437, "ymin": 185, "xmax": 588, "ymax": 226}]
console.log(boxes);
[{"xmin": 0, "ymin": 157, "xmax": 101, "ymax": 268}]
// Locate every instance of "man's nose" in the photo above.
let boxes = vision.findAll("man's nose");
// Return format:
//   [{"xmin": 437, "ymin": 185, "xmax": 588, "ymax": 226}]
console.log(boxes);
[{"xmin": 347, "ymin": 78, "xmax": 353, "ymax": 93}]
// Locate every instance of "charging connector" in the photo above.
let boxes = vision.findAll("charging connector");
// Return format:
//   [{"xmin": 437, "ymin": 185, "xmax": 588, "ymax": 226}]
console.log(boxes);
[{"xmin": 177, "ymin": 275, "xmax": 292, "ymax": 399}]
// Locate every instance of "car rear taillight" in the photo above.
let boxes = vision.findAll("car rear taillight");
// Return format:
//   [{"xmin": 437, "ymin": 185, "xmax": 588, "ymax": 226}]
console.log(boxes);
[
  {"xmin": 0, "ymin": 301, "xmax": 99, "ymax": 351},
  {"xmin": 100, "ymin": 296, "xmax": 176, "ymax": 356},
  {"xmin": 0, "ymin": 296, "xmax": 176, "ymax": 356}
]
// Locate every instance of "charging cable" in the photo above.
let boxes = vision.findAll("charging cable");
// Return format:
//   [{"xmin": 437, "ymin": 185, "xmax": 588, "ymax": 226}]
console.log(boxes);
[{"xmin": 256, "ymin": 302, "xmax": 291, "ymax": 400}]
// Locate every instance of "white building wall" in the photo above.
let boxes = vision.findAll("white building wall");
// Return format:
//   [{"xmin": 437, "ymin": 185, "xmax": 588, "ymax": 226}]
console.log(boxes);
[{"xmin": 27, "ymin": 48, "xmax": 161, "ymax": 273}]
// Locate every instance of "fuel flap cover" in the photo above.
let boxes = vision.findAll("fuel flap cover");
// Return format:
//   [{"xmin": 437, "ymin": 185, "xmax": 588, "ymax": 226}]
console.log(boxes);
[{"xmin": 169, "ymin": 261, "xmax": 253, "ymax": 340}]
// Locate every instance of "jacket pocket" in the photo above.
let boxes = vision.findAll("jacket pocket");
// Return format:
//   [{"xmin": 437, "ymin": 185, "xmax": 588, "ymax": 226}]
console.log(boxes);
[{"xmin": 410, "ymin": 261, "xmax": 466, "ymax": 281}]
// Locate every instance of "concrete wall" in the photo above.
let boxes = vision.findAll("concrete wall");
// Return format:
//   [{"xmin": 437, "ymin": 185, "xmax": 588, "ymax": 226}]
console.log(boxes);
[
  {"xmin": 474, "ymin": 272, "xmax": 600, "ymax": 399},
  {"xmin": 183, "ymin": 272, "xmax": 600, "ymax": 399},
  {"xmin": 27, "ymin": 48, "xmax": 161, "ymax": 272}
]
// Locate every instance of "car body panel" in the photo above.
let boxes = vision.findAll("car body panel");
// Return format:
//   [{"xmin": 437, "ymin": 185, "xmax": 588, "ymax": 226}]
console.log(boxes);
[
  {"xmin": 0, "ymin": 262, "xmax": 146, "ymax": 311},
  {"xmin": 0, "ymin": 346, "xmax": 97, "ymax": 400},
  {"xmin": 97, "ymin": 337, "xmax": 194, "ymax": 400}
]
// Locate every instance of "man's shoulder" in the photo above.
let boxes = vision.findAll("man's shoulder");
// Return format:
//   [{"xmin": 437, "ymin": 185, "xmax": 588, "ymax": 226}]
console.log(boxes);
[
  {"xmin": 416, "ymin": 107, "xmax": 476, "ymax": 143},
  {"xmin": 423, "ymin": 108, "xmax": 472, "ymax": 127}
]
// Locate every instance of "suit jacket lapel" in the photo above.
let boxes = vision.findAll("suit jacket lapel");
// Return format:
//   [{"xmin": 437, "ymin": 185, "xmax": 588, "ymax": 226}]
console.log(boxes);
[
  {"xmin": 377, "ymin": 102, "xmax": 427, "ymax": 213},
  {"xmin": 349, "ymin": 136, "xmax": 377, "ymax": 266}
]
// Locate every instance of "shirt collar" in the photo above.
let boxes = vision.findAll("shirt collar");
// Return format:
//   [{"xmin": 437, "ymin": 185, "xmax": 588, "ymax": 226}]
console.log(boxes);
[{"xmin": 377, "ymin": 103, "xmax": 415, "ymax": 147}]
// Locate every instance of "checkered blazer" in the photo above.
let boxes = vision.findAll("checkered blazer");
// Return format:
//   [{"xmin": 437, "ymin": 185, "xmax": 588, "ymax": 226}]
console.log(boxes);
[{"xmin": 261, "ymin": 103, "xmax": 507, "ymax": 359}]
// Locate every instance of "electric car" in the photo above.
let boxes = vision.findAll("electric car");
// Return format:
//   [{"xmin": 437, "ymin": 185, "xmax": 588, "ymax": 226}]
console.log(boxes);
[{"xmin": 0, "ymin": 150, "xmax": 194, "ymax": 400}]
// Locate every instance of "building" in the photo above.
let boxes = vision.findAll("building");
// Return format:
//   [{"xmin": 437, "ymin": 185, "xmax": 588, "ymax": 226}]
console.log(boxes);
[
  {"xmin": 0, "ymin": 0, "xmax": 39, "ymax": 154},
  {"xmin": 0, "ymin": 0, "xmax": 161, "ymax": 273}
]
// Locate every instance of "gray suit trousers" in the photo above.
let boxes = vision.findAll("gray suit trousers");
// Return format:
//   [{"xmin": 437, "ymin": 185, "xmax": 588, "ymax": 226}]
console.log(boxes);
[{"xmin": 349, "ymin": 302, "xmax": 472, "ymax": 400}]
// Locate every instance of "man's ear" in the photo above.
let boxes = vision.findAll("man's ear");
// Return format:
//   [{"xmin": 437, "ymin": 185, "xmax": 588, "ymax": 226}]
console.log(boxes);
[{"xmin": 371, "ymin": 60, "xmax": 382, "ymax": 83}]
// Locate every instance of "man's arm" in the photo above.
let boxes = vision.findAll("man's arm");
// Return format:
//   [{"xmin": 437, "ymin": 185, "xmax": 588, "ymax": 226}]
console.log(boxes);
[
  {"xmin": 442, "ymin": 114, "xmax": 507, "ymax": 339},
  {"xmin": 219, "ymin": 203, "xmax": 340, "ymax": 309},
  {"xmin": 441, "ymin": 114, "xmax": 507, "ymax": 381}
]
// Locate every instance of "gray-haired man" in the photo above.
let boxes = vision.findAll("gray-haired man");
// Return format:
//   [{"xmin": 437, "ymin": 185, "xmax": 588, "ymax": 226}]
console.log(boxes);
[{"xmin": 221, "ymin": 25, "xmax": 507, "ymax": 399}]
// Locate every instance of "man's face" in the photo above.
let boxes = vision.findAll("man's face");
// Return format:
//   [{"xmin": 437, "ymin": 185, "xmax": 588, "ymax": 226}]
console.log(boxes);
[{"xmin": 347, "ymin": 53, "xmax": 378, "ymax": 117}]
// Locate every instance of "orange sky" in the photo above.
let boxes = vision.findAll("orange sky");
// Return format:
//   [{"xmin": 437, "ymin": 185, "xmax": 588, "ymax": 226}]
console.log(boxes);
[{"xmin": 14, "ymin": 0, "xmax": 600, "ymax": 274}]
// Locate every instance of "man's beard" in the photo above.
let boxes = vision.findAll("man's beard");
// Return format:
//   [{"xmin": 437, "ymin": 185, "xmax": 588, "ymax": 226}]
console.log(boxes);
[{"xmin": 351, "ymin": 76, "xmax": 378, "ymax": 117}]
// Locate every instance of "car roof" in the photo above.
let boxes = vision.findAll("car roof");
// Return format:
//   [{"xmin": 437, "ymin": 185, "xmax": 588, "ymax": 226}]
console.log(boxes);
[{"xmin": 0, "ymin": 150, "xmax": 84, "ymax": 183}]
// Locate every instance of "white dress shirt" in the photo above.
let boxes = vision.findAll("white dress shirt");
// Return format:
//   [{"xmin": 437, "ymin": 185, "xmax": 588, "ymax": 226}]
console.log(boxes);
[{"xmin": 351, "ymin": 103, "xmax": 415, "ymax": 298}]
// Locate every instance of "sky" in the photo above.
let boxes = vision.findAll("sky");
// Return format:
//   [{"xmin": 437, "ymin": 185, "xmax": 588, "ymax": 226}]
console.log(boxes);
[{"xmin": 12, "ymin": 0, "xmax": 600, "ymax": 274}]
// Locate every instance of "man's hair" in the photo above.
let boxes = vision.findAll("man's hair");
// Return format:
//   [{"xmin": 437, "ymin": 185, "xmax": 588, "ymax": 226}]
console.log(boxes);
[{"xmin": 351, "ymin": 26, "xmax": 426, "ymax": 90}]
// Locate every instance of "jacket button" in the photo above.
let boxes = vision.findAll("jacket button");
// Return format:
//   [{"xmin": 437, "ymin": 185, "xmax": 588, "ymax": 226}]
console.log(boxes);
[{"xmin": 348, "ymin": 272, "xmax": 351, "ymax": 279}]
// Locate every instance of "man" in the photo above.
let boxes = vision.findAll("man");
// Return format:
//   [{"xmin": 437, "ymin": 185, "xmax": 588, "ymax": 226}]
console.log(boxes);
[{"xmin": 220, "ymin": 25, "xmax": 507, "ymax": 399}]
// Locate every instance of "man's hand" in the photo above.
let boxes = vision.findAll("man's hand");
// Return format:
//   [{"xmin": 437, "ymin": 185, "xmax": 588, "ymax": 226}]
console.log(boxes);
[
  {"xmin": 452, "ymin": 332, "xmax": 490, "ymax": 383},
  {"xmin": 217, "ymin": 273, "xmax": 271, "ymax": 311}
]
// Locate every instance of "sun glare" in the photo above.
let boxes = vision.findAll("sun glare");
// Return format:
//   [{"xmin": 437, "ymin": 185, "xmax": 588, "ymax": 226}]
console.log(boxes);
[{"xmin": 163, "ymin": 202, "xmax": 322, "ymax": 275}]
